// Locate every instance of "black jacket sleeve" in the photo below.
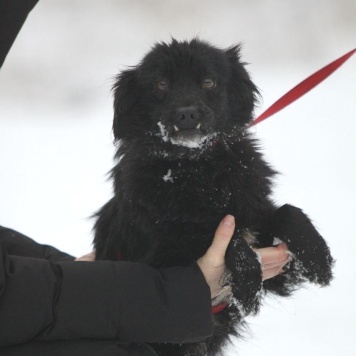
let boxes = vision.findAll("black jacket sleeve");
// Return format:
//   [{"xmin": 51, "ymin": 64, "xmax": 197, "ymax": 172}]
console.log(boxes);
[
  {"xmin": 0, "ymin": 0, "xmax": 39, "ymax": 69},
  {"xmin": 0, "ymin": 227, "xmax": 74, "ymax": 261},
  {"xmin": 0, "ymin": 235, "xmax": 213, "ymax": 348}
]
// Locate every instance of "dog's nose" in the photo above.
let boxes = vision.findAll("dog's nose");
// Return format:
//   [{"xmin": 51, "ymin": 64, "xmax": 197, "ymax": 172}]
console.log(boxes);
[{"xmin": 175, "ymin": 106, "xmax": 199, "ymax": 130}]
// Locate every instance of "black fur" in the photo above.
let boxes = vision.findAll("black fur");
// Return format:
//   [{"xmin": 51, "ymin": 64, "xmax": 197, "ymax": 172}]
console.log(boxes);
[{"xmin": 93, "ymin": 39, "xmax": 333, "ymax": 355}]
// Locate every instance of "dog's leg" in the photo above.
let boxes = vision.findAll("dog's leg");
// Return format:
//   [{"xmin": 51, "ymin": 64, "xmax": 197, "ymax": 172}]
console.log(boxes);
[
  {"xmin": 225, "ymin": 230, "xmax": 263, "ymax": 316},
  {"xmin": 263, "ymin": 204, "xmax": 334, "ymax": 295}
]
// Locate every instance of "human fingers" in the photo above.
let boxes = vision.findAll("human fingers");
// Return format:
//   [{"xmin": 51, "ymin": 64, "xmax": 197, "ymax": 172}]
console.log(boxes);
[
  {"xmin": 262, "ymin": 254, "xmax": 290, "ymax": 271},
  {"xmin": 75, "ymin": 251, "xmax": 96, "ymax": 261},
  {"xmin": 254, "ymin": 243, "xmax": 289, "ymax": 266},
  {"xmin": 254, "ymin": 244, "xmax": 290, "ymax": 281},
  {"xmin": 197, "ymin": 215, "xmax": 235, "ymax": 298},
  {"xmin": 261, "ymin": 255, "xmax": 291, "ymax": 281},
  {"xmin": 202, "ymin": 215, "xmax": 235, "ymax": 267},
  {"xmin": 262, "ymin": 265, "xmax": 285, "ymax": 281}
]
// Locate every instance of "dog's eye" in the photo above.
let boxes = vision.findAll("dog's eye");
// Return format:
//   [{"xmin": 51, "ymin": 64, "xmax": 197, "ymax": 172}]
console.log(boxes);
[
  {"xmin": 202, "ymin": 78, "xmax": 216, "ymax": 89},
  {"xmin": 157, "ymin": 79, "xmax": 169, "ymax": 91}
]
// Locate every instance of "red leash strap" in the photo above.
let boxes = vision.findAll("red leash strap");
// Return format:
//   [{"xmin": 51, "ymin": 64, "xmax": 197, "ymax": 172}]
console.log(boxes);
[
  {"xmin": 250, "ymin": 48, "xmax": 356, "ymax": 127},
  {"xmin": 212, "ymin": 303, "xmax": 228, "ymax": 314}
]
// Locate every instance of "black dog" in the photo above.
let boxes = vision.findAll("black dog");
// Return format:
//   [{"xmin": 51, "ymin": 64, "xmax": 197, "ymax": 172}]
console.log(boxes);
[{"xmin": 93, "ymin": 39, "xmax": 333, "ymax": 355}]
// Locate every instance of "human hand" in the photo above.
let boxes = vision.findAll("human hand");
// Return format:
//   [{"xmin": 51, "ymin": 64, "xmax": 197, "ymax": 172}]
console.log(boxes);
[
  {"xmin": 197, "ymin": 215, "xmax": 291, "ymax": 298},
  {"xmin": 75, "ymin": 251, "xmax": 96, "ymax": 261},
  {"xmin": 197, "ymin": 215, "xmax": 235, "ymax": 298},
  {"xmin": 254, "ymin": 244, "xmax": 290, "ymax": 281}
]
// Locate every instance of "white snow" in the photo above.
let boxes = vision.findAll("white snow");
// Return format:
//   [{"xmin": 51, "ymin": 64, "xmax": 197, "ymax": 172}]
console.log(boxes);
[
  {"xmin": 255, "ymin": 251, "xmax": 263, "ymax": 265},
  {"xmin": 273, "ymin": 237, "xmax": 283, "ymax": 246},
  {"xmin": 157, "ymin": 121, "xmax": 210, "ymax": 148},
  {"xmin": 163, "ymin": 169, "xmax": 174, "ymax": 183},
  {"xmin": 157, "ymin": 121, "xmax": 169, "ymax": 142},
  {"xmin": 170, "ymin": 134, "xmax": 209, "ymax": 148},
  {"xmin": 0, "ymin": 1, "xmax": 355, "ymax": 355}
]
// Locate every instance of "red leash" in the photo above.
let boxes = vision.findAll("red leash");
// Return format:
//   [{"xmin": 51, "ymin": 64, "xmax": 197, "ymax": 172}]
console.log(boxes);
[
  {"xmin": 250, "ymin": 48, "xmax": 356, "ymax": 127},
  {"xmin": 210, "ymin": 49, "xmax": 355, "ymax": 316}
]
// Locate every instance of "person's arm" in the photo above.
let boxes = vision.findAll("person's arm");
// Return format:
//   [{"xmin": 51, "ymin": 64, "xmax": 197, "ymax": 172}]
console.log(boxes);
[
  {"xmin": 0, "ymin": 247, "xmax": 213, "ymax": 347},
  {"xmin": 0, "ymin": 226, "xmax": 74, "ymax": 261},
  {"xmin": 0, "ymin": 0, "xmax": 39, "ymax": 69},
  {"xmin": 0, "ymin": 217, "xmax": 289, "ymax": 349}
]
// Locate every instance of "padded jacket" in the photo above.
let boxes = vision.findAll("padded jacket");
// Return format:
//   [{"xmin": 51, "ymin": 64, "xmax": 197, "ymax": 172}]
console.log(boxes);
[{"xmin": 0, "ymin": 227, "xmax": 213, "ymax": 355}]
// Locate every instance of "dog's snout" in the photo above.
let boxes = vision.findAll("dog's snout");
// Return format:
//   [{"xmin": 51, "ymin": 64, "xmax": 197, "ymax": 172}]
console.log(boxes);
[{"xmin": 175, "ymin": 106, "xmax": 199, "ymax": 129}]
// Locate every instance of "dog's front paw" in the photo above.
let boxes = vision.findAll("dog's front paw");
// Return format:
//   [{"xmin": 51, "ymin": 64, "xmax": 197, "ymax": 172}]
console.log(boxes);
[
  {"xmin": 270, "ymin": 204, "xmax": 334, "ymax": 287},
  {"xmin": 225, "ymin": 230, "xmax": 263, "ymax": 316}
]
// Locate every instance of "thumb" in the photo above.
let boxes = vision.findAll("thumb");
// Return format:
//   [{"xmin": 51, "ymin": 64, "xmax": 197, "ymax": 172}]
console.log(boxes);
[{"xmin": 204, "ymin": 215, "xmax": 235, "ymax": 266}]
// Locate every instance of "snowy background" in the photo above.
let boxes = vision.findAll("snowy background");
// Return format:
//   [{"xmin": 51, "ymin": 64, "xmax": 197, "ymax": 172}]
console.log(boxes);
[{"xmin": 0, "ymin": 0, "xmax": 355, "ymax": 354}]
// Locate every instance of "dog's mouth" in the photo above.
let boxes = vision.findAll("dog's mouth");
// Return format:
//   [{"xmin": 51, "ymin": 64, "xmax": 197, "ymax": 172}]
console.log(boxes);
[
  {"xmin": 157, "ymin": 122, "xmax": 211, "ymax": 148},
  {"xmin": 171, "ymin": 123, "xmax": 209, "ymax": 148}
]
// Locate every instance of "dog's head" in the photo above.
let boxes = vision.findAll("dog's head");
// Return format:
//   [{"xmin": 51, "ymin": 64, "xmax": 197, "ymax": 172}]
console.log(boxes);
[{"xmin": 112, "ymin": 39, "xmax": 259, "ymax": 153}]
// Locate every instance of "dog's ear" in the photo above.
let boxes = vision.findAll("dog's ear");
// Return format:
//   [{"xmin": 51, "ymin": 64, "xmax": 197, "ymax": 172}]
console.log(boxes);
[
  {"xmin": 112, "ymin": 68, "xmax": 140, "ymax": 140},
  {"xmin": 225, "ymin": 45, "xmax": 243, "ymax": 63},
  {"xmin": 225, "ymin": 45, "xmax": 260, "ymax": 126}
]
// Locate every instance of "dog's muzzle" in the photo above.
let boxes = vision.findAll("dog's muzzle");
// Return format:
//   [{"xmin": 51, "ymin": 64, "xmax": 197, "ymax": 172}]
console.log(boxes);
[{"xmin": 170, "ymin": 105, "xmax": 215, "ymax": 148}]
